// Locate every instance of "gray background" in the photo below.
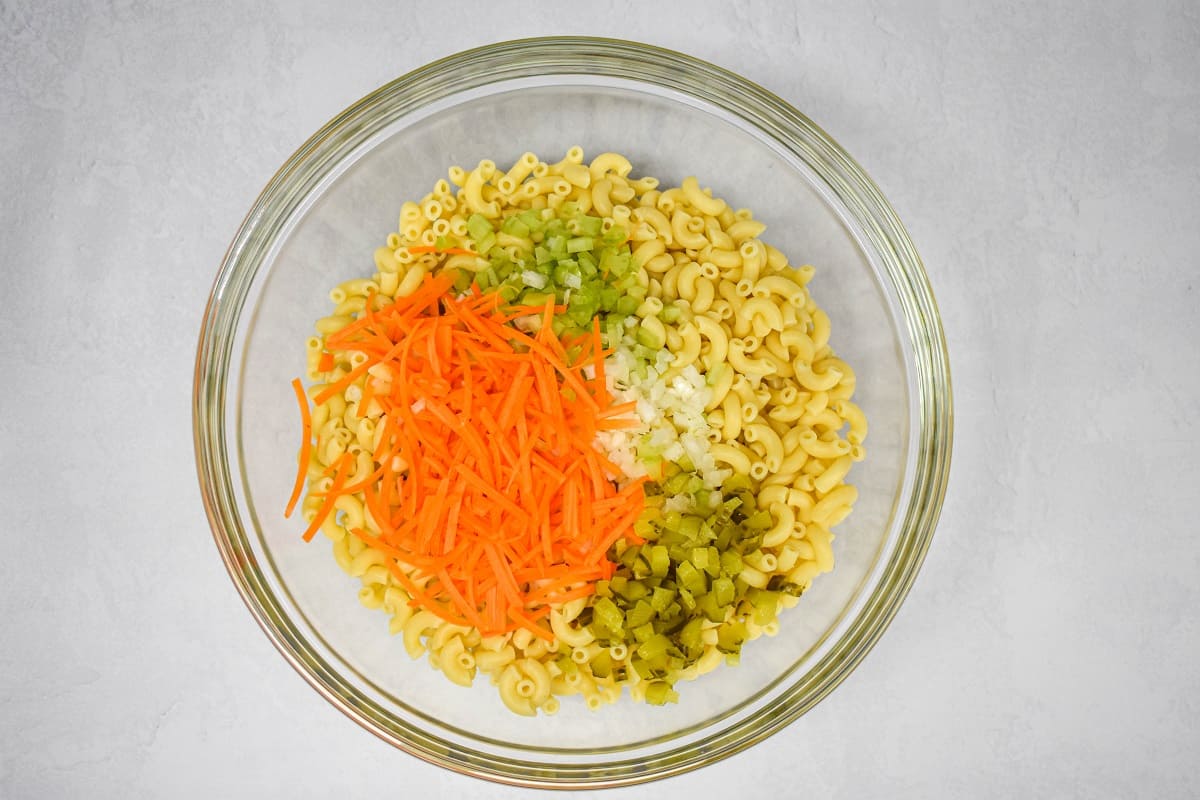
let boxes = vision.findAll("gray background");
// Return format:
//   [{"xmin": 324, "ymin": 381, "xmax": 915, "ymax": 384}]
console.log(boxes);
[{"xmin": 3, "ymin": 1, "xmax": 1198, "ymax": 797}]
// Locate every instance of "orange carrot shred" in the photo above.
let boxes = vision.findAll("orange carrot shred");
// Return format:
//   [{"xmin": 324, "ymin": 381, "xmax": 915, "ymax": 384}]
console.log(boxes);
[
  {"xmin": 284, "ymin": 378, "xmax": 312, "ymax": 518},
  {"xmin": 290, "ymin": 277, "xmax": 645, "ymax": 636}
]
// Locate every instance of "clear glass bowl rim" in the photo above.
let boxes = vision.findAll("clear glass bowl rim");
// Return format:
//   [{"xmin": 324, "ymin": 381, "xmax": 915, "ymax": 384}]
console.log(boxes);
[{"xmin": 193, "ymin": 36, "xmax": 953, "ymax": 789}]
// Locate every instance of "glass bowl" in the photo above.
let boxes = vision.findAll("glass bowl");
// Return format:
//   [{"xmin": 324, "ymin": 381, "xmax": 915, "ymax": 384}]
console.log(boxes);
[{"xmin": 193, "ymin": 37, "xmax": 951, "ymax": 788}]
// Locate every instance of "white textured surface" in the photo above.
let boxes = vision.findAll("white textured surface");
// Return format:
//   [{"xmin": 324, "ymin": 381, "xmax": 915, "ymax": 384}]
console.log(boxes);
[{"xmin": 3, "ymin": 1, "xmax": 1199, "ymax": 797}]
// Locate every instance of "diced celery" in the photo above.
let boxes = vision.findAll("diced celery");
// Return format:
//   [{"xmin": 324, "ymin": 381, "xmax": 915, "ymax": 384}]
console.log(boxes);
[
  {"xmin": 637, "ymin": 634, "xmax": 671, "ymax": 662},
  {"xmin": 615, "ymin": 295, "xmax": 640, "ymax": 316},
  {"xmin": 697, "ymin": 591, "xmax": 724, "ymax": 623},
  {"xmin": 703, "ymin": 546, "xmax": 722, "ymax": 577},
  {"xmin": 679, "ymin": 617, "xmax": 705, "ymax": 653},
  {"xmin": 716, "ymin": 621, "xmax": 748, "ymax": 653},
  {"xmin": 593, "ymin": 596, "xmax": 624, "ymax": 632},
  {"xmin": 676, "ymin": 561, "xmax": 707, "ymax": 596},
  {"xmin": 649, "ymin": 545, "xmax": 670, "ymax": 578},
  {"xmin": 644, "ymin": 682, "xmax": 680, "ymax": 706},
  {"xmin": 590, "ymin": 650, "xmax": 613, "ymax": 678},
  {"xmin": 723, "ymin": 474, "xmax": 754, "ymax": 494},
  {"xmin": 743, "ymin": 509, "xmax": 773, "ymax": 530},
  {"xmin": 475, "ymin": 232, "xmax": 497, "ymax": 254},
  {"xmin": 650, "ymin": 585, "xmax": 675, "ymax": 612},
  {"xmin": 635, "ymin": 324, "xmax": 666, "ymax": 350},
  {"xmin": 576, "ymin": 215, "xmax": 604, "ymax": 237},
  {"xmin": 502, "ymin": 215, "xmax": 531, "ymax": 238},
  {"xmin": 678, "ymin": 515, "xmax": 703, "ymax": 540},
  {"xmin": 712, "ymin": 576, "xmax": 735, "ymax": 607},
  {"xmin": 627, "ymin": 599, "xmax": 655, "ymax": 628},
  {"xmin": 466, "ymin": 213, "xmax": 492, "ymax": 241},
  {"xmin": 518, "ymin": 208, "xmax": 545, "ymax": 231}
]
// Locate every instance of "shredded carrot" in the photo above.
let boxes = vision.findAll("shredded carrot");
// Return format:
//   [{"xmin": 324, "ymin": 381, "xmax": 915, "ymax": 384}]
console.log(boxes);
[
  {"xmin": 284, "ymin": 378, "xmax": 312, "ymax": 519},
  {"xmin": 291, "ymin": 274, "xmax": 645, "ymax": 636}
]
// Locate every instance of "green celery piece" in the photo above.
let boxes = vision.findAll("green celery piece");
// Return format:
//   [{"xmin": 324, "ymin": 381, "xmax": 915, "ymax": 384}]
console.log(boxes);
[
  {"xmin": 633, "ymin": 517, "xmax": 658, "ymax": 540},
  {"xmin": 501, "ymin": 215, "xmax": 531, "ymax": 237},
  {"xmin": 703, "ymin": 546, "xmax": 722, "ymax": 577},
  {"xmin": 521, "ymin": 290, "xmax": 553, "ymax": 307},
  {"xmin": 723, "ymin": 474, "xmax": 754, "ymax": 494},
  {"xmin": 576, "ymin": 215, "xmax": 604, "ymax": 237},
  {"xmin": 644, "ymin": 682, "xmax": 680, "ymax": 706},
  {"xmin": 677, "ymin": 587, "xmax": 696, "ymax": 611},
  {"xmin": 567, "ymin": 236, "xmax": 593, "ymax": 254},
  {"xmin": 615, "ymin": 295, "xmax": 640, "ymax": 316},
  {"xmin": 466, "ymin": 213, "xmax": 493, "ymax": 241},
  {"xmin": 748, "ymin": 587, "xmax": 779, "ymax": 625},
  {"xmin": 716, "ymin": 620, "xmax": 748, "ymax": 653},
  {"xmin": 545, "ymin": 234, "xmax": 567, "ymax": 258},
  {"xmin": 635, "ymin": 324, "xmax": 666, "ymax": 350},
  {"xmin": 636, "ymin": 634, "xmax": 671, "ymax": 662},
  {"xmin": 626, "ymin": 600, "xmax": 655, "ymax": 628},
  {"xmin": 649, "ymin": 545, "xmax": 670, "ymax": 578},
  {"xmin": 676, "ymin": 561, "xmax": 707, "ymax": 596},
  {"xmin": 677, "ymin": 515, "xmax": 703, "ymax": 540},
  {"xmin": 697, "ymin": 591, "xmax": 725, "ymax": 623},
  {"xmin": 590, "ymin": 650, "xmax": 613, "ymax": 678},
  {"xmin": 712, "ymin": 576, "xmax": 736, "ymax": 607},
  {"xmin": 600, "ymin": 224, "xmax": 627, "ymax": 245},
  {"xmin": 650, "ymin": 585, "xmax": 675, "ymax": 612},
  {"xmin": 616, "ymin": 580, "xmax": 648, "ymax": 602},
  {"xmin": 679, "ymin": 617, "xmax": 705, "ymax": 652},
  {"xmin": 475, "ymin": 232, "xmax": 497, "ymax": 255},
  {"xmin": 593, "ymin": 596, "xmax": 624, "ymax": 632},
  {"xmin": 518, "ymin": 208, "xmax": 545, "ymax": 231},
  {"xmin": 452, "ymin": 268, "xmax": 472, "ymax": 293},
  {"xmin": 662, "ymin": 472, "xmax": 690, "ymax": 495},
  {"xmin": 632, "ymin": 623, "xmax": 656, "ymax": 644},
  {"xmin": 743, "ymin": 509, "xmax": 773, "ymax": 530}
]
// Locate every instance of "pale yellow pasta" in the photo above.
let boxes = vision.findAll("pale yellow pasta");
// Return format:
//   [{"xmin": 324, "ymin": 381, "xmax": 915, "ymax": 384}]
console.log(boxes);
[
  {"xmin": 497, "ymin": 664, "xmax": 536, "ymax": 716},
  {"xmin": 695, "ymin": 315, "xmax": 730, "ymax": 371},
  {"xmin": 725, "ymin": 218, "xmax": 767, "ymax": 243},
  {"xmin": 710, "ymin": 442, "xmax": 753, "ymax": 474},
  {"xmin": 728, "ymin": 338, "xmax": 777, "ymax": 376},
  {"xmin": 676, "ymin": 319, "xmax": 700, "ymax": 369},
  {"xmin": 793, "ymin": 359, "xmax": 842, "ymax": 391},
  {"xmin": 670, "ymin": 210, "xmax": 709, "ymax": 250},
  {"xmin": 680, "ymin": 176, "xmax": 727, "ymax": 216},
  {"xmin": 549, "ymin": 608, "xmax": 596, "ymax": 648},
  {"xmin": 588, "ymin": 152, "xmax": 633, "ymax": 179},
  {"xmin": 743, "ymin": 423, "xmax": 784, "ymax": 471}
]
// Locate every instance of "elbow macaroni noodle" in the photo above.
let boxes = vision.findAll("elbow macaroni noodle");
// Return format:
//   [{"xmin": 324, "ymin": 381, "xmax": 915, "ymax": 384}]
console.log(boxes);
[{"xmin": 298, "ymin": 147, "xmax": 865, "ymax": 716}]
